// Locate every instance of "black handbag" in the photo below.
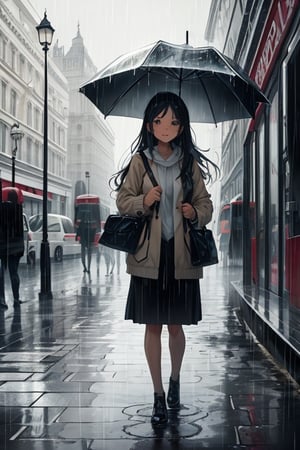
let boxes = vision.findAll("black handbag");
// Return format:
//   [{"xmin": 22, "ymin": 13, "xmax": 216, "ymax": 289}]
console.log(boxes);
[
  {"xmin": 182, "ymin": 155, "xmax": 218, "ymax": 267},
  {"xmin": 188, "ymin": 223, "xmax": 219, "ymax": 267},
  {"xmin": 99, "ymin": 214, "xmax": 149, "ymax": 254},
  {"xmin": 99, "ymin": 152, "xmax": 158, "ymax": 254}
]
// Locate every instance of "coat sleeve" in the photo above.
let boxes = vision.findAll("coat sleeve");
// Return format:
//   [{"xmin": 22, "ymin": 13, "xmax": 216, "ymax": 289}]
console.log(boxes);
[
  {"xmin": 191, "ymin": 160, "xmax": 213, "ymax": 227},
  {"xmin": 116, "ymin": 155, "xmax": 149, "ymax": 217}
]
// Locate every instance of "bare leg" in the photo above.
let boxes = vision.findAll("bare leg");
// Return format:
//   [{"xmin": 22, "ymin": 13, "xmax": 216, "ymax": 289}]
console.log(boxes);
[
  {"xmin": 104, "ymin": 252, "xmax": 110, "ymax": 276},
  {"xmin": 109, "ymin": 250, "xmax": 115, "ymax": 274},
  {"xmin": 96, "ymin": 247, "xmax": 100, "ymax": 269},
  {"xmin": 144, "ymin": 324, "xmax": 164, "ymax": 394},
  {"xmin": 168, "ymin": 325, "xmax": 186, "ymax": 380},
  {"xmin": 0, "ymin": 258, "xmax": 7, "ymax": 308},
  {"xmin": 116, "ymin": 251, "xmax": 120, "ymax": 275},
  {"xmin": 8, "ymin": 255, "xmax": 20, "ymax": 300},
  {"xmin": 87, "ymin": 246, "xmax": 92, "ymax": 272},
  {"xmin": 81, "ymin": 245, "xmax": 87, "ymax": 272}
]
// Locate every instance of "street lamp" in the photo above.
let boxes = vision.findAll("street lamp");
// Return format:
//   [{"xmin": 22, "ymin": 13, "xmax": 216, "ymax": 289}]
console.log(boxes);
[
  {"xmin": 85, "ymin": 171, "xmax": 90, "ymax": 194},
  {"xmin": 10, "ymin": 123, "xmax": 24, "ymax": 187},
  {"xmin": 36, "ymin": 11, "xmax": 55, "ymax": 301}
]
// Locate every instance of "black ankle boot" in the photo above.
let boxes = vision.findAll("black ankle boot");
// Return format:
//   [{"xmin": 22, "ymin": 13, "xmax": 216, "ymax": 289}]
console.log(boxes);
[
  {"xmin": 167, "ymin": 376, "xmax": 180, "ymax": 409},
  {"xmin": 151, "ymin": 393, "xmax": 168, "ymax": 426}
]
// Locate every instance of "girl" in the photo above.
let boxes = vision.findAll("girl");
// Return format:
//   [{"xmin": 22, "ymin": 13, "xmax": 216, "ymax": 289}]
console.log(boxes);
[{"xmin": 111, "ymin": 92, "xmax": 218, "ymax": 426}]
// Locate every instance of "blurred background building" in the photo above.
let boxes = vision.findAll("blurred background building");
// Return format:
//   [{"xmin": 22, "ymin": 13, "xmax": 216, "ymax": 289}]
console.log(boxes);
[
  {"xmin": 53, "ymin": 26, "xmax": 115, "ymax": 220},
  {"xmin": 0, "ymin": 0, "xmax": 115, "ymax": 221}
]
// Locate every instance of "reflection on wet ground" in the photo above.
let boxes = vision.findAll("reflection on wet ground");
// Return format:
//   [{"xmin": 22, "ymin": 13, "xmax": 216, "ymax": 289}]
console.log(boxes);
[{"xmin": 0, "ymin": 260, "xmax": 299, "ymax": 449}]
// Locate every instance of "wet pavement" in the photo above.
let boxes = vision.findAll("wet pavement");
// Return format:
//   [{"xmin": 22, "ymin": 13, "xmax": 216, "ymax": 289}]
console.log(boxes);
[{"xmin": 0, "ymin": 261, "xmax": 299, "ymax": 449}]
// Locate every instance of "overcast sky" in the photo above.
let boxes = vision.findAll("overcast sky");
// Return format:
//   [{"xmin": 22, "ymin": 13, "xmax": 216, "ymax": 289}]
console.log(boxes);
[
  {"xmin": 28, "ymin": 0, "xmax": 215, "ymax": 164},
  {"xmin": 30, "ymin": 0, "xmax": 212, "ymax": 69}
]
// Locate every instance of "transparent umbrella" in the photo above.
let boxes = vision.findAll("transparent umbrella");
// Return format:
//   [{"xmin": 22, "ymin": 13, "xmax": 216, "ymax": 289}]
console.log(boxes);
[{"xmin": 79, "ymin": 40, "xmax": 269, "ymax": 125}]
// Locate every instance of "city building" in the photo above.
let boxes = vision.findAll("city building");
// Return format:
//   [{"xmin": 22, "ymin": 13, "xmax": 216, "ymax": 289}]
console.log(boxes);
[
  {"xmin": 205, "ymin": 0, "xmax": 300, "ymax": 382},
  {"xmin": 53, "ymin": 26, "xmax": 115, "ymax": 220},
  {"xmin": 0, "ymin": 0, "xmax": 70, "ymax": 217}
]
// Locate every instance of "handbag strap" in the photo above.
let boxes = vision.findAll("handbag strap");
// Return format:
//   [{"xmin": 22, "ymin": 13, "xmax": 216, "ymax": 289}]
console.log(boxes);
[
  {"xmin": 140, "ymin": 152, "xmax": 158, "ymax": 187},
  {"xmin": 183, "ymin": 154, "xmax": 195, "ymax": 234},
  {"xmin": 140, "ymin": 151, "xmax": 160, "ymax": 218}
]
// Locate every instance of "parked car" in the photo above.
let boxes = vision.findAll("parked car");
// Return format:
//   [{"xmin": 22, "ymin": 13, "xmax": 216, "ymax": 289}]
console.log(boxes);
[
  {"xmin": 29, "ymin": 214, "xmax": 81, "ymax": 262},
  {"xmin": 20, "ymin": 213, "xmax": 37, "ymax": 265}
]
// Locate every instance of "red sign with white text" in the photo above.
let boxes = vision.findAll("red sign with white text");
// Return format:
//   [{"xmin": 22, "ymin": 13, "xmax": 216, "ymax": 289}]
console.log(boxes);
[{"xmin": 250, "ymin": 0, "xmax": 299, "ymax": 90}]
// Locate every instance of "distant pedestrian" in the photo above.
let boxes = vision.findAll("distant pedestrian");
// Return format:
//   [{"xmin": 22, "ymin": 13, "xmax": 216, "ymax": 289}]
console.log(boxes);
[
  {"xmin": 75, "ymin": 196, "xmax": 101, "ymax": 275},
  {"xmin": 110, "ymin": 92, "xmax": 218, "ymax": 426},
  {"xmin": 0, "ymin": 188, "xmax": 25, "ymax": 309},
  {"xmin": 76, "ymin": 213, "xmax": 97, "ymax": 274}
]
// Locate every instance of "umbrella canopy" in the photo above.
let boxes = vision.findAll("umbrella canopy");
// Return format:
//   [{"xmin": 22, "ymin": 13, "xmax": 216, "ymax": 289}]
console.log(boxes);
[{"xmin": 79, "ymin": 40, "xmax": 268, "ymax": 124}]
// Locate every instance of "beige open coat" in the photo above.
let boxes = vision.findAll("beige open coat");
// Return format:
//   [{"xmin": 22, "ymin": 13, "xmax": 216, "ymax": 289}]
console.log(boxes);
[{"xmin": 116, "ymin": 153, "xmax": 213, "ymax": 280}]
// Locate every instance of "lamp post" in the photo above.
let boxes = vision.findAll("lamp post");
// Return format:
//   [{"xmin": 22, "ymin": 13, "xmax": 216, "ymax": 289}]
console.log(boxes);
[
  {"xmin": 85, "ymin": 171, "xmax": 90, "ymax": 194},
  {"xmin": 10, "ymin": 123, "xmax": 24, "ymax": 187},
  {"xmin": 36, "ymin": 11, "xmax": 54, "ymax": 301}
]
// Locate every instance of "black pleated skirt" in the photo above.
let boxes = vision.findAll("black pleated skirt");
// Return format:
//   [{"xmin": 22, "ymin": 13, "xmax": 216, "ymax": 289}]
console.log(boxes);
[{"xmin": 125, "ymin": 238, "xmax": 202, "ymax": 325}]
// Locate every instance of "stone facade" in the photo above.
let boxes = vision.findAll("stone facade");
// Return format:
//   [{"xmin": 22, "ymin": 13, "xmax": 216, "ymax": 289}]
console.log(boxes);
[{"xmin": 53, "ymin": 26, "xmax": 115, "ymax": 220}]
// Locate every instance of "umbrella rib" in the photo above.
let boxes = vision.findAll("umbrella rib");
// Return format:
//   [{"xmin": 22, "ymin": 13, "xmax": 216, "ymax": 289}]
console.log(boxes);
[
  {"xmin": 196, "ymin": 73, "xmax": 217, "ymax": 126},
  {"xmin": 179, "ymin": 68, "xmax": 183, "ymax": 97},
  {"xmin": 104, "ymin": 67, "xmax": 187, "ymax": 116},
  {"xmin": 104, "ymin": 71, "xmax": 149, "ymax": 117}
]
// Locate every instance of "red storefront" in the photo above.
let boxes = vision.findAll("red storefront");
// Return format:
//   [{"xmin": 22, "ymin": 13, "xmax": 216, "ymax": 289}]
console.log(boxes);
[
  {"xmin": 0, "ymin": 179, "xmax": 51, "ymax": 216},
  {"xmin": 239, "ymin": 0, "xmax": 300, "ymax": 379}
]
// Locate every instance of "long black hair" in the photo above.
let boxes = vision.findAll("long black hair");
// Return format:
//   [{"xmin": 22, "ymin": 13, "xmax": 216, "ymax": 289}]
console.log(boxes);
[{"xmin": 110, "ymin": 92, "xmax": 219, "ymax": 191}]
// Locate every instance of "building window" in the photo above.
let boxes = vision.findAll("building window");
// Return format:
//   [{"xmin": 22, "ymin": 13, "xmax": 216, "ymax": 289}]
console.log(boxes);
[
  {"xmin": 0, "ymin": 121, "xmax": 7, "ymax": 153},
  {"xmin": 52, "ymin": 121, "xmax": 56, "ymax": 142},
  {"xmin": 27, "ymin": 137, "xmax": 32, "ymax": 164},
  {"xmin": 33, "ymin": 141, "xmax": 39, "ymax": 167},
  {"xmin": 257, "ymin": 121, "xmax": 265, "ymax": 288},
  {"xmin": 59, "ymin": 155, "xmax": 64, "ymax": 177},
  {"xmin": 34, "ymin": 107, "xmax": 40, "ymax": 131},
  {"xmin": 34, "ymin": 70, "xmax": 40, "ymax": 95},
  {"xmin": 10, "ymin": 44, "xmax": 16, "ymax": 71},
  {"xmin": 268, "ymin": 92, "xmax": 279, "ymax": 294},
  {"xmin": 0, "ymin": 35, "xmax": 7, "ymax": 61},
  {"xmin": 27, "ymin": 62, "xmax": 32, "ymax": 84},
  {"xmin": 19, "ymin": 54, "xmax": 25, "ymax": 79},
  {"xmin": 57, "ymin": 127, "xmax": 61, "ymax": 146},
  {"xmin": 18, "ymin": 138, "xmax": 23, "ymax": 160},
  {"xmin": 49, "ymin": 149, "xmax": 53, "ymax": 174},
  {"xmin": 61, "ymin": 129, "xmax": 65, "ymax": 147},
  {"xmin": 10, "ymin": 89, "xmax": 17, "ymax": 116},
  {"xmin": 27, "ymin": 102, "xmax": 32, "ymax": 127},
  {"xmin": 1, "ymin": 80, "xmax": 6, "ymax": 110},
  {"xmin": 38, "ymin": 142, "xmax": 42, "ymax": 168}
]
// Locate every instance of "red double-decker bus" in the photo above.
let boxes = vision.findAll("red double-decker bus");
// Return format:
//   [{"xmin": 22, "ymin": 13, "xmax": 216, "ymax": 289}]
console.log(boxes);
[{"xmin": 74, "ymin": 195, "xmax": 101, "ymax": 247}]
